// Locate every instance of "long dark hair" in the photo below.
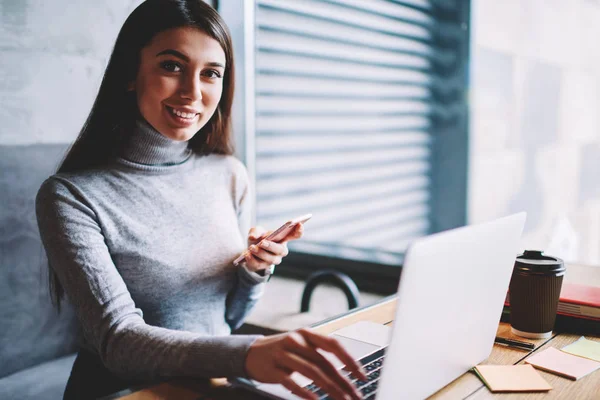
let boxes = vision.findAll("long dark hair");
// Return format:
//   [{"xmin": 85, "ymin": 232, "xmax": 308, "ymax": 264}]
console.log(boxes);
[{"xmin": 50, "ymin": 0, "xmax": 235, "ymax": 308}]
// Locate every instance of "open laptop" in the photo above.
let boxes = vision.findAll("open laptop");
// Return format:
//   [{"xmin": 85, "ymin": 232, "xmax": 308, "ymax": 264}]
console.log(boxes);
[{"xmin": 234, "ymin": 213, "xmax": 527, "ymax": 400}]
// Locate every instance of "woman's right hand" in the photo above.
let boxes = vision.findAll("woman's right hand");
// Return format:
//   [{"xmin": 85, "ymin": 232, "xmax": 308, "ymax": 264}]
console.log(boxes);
[{"xmin": 245, "ymin": 328, "xmax": 368, "ymax": 400}]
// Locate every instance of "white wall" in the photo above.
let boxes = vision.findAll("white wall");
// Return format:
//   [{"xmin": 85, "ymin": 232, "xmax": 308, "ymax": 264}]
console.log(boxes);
[{"xmin": 470, "ymin": 0, "xmax": 600, "ymax": 265}]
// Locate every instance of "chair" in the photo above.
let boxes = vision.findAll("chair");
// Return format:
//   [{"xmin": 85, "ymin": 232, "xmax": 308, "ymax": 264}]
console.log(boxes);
[{"xmin": 0, "ymin": 144, "xmax": 78, "ymax": 400}]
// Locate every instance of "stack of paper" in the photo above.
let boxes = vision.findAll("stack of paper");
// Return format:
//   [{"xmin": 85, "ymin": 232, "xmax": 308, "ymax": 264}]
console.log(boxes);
[
  {"xmin": 474, "ymin": 337, "xmax": 600, "ymax": 392},
  {"xmin": 473, "ymin": 365, "xmax": 552, "ymax": 392}
]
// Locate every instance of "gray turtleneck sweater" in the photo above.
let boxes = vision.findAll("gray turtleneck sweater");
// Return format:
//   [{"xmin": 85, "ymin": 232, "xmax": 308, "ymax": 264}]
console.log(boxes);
[{"xmin": 35, "ymin": 119, "xmax": 268, "ymax": 381}]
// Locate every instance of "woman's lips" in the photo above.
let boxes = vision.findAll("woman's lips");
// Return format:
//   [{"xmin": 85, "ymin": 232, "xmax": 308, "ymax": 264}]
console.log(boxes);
[{"xmin": 165, "ymin": 105, "xmax": 200, "ymax": 127}]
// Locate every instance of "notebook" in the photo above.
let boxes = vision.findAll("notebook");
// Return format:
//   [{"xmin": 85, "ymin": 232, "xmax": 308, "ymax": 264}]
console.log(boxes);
[
  {"xmin": 557, "ymin": 284, "xmax": 600, "ymax": 320},
  {"xmin": 525, "ymin": 347, "xmax": 600, "ymax": 380},
  {"xmin": 505, "ymin": 283, "xmax": 600, "ymax": 321},
  {"xmin": 473, "ymin": 365, "xmax": 552, "ymax": 392}
]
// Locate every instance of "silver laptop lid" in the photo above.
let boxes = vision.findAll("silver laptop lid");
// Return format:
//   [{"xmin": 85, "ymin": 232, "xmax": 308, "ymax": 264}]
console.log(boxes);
[{"xmin": 377, "ymin": 213, "xmax": 526, "ymax": 400}]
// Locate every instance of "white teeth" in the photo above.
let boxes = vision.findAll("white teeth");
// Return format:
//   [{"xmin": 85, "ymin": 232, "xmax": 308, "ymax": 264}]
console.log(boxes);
[{"xmin": 170, "ymin": 107, "xmax": 196, "ymax": 119}]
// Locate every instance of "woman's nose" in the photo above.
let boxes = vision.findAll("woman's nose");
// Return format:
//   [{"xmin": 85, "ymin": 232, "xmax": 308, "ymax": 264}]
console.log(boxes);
[{"xmin": 179, "ymin": 74, "xmax": 202, "ymax": 102}]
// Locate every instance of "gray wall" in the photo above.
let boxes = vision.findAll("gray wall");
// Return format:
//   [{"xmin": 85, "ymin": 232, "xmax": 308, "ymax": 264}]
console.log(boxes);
[{"xmin": 1, "ymin": 1, "xmax": 144, "ymax": 146}]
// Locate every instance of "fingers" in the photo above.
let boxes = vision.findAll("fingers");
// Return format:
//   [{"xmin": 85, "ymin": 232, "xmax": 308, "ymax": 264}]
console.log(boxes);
[
  {"xmin": 248, "ymin": 246, "xmax": 282, "ymax": 266},
  {"xmin": 244, "ymin": 252, "xmax": 273, "ymax": 272},
  {"xmin": 245, "ymin": 228, "xmax": 282, "ymax": 272},
  {"xmin": 279, "ymin": 376, "xmax": 318, "ymax": 400},
  {"xmin": 248, "ymin": 226, "xmax": 269, "ymax": 243},
  {"xmin": 248, "ymin": 241, "xmax": 287, "ymax": 265},
  {"xmin": 299, "ymin": 329, "xmax": 367, "ymax": 381},
  {"xmin": 246, "ymin": 334, "xmax": 361, "ymax": 400},
  {"xmin": 258, "ymin": 240, "xmax": 289, "ymax": 257},
  {"xmin": 278, "ymin": 352, "xmax": 358, "ymax": 400},
  {"xmin": 280, "ymin": 223, "xmax": 304, "ymax": 244},
  {"xmin": 283, "ymin": 334, "xmax": 361, "ymax": 399},
  {"xmin": 250, "ymin": 222, "xmax": 304, "ymax": 246}
]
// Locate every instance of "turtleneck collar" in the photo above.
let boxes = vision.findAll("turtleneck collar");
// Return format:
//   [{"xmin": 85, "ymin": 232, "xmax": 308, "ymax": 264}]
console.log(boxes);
[{"xmin": 119, "ymin": 118, "xmax": 193, "ymax": 166}]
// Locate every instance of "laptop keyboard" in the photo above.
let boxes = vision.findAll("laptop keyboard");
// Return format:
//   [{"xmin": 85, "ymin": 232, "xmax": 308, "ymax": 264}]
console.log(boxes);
[{"xmin": 304, "ymin": 348, "xmax": 386, "ymax": 400}]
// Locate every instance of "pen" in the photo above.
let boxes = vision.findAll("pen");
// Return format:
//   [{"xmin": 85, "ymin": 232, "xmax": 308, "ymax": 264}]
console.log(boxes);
[{"xmin": 494, "ymin": 336, "xmax": 535, "ymax": 350}]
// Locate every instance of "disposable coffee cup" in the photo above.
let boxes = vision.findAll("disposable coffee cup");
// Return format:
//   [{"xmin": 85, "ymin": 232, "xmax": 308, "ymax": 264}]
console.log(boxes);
[{"xmin": 508, "ymin": 250, "xmax": 566, "ymax": 339}]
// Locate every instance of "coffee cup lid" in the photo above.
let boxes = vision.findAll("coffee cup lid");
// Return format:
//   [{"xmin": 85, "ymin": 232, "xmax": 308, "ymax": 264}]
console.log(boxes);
[{"xmin": 515, "ymin": 250, "xmax": 566, "ymax": 275}]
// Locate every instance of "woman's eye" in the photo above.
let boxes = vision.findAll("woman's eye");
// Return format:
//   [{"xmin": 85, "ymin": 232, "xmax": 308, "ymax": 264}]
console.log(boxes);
[
  {"xmin": 203, "ymin": 69, "xmax": 222, "ymax": 79},
  {"xmin": 160, "ymin": 61, "xmax": 182, "ymax": 73}
]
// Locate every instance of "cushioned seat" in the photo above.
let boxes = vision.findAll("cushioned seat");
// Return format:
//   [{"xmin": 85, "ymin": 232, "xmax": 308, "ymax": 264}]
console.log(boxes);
[
  {"xmin": 0, "ymin": 353, "xmax": 76, "ymax": 400},
  {"xmin": 1, "ymin": 144, "xmax": 77, "ymax": 400}
]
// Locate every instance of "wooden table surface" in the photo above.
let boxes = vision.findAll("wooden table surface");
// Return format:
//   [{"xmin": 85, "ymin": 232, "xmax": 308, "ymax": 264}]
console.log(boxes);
[
  {"xmin": 117, "ymin": 264, "xmax": 600, "ymax": 400},
  {"xmin": 309, "ymin": 296, "xmax": 600, "ymax": 400}
]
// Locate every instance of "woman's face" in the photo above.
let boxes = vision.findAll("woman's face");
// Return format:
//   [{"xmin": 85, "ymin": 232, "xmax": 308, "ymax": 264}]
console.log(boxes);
[{"xmin": 131, "ymin": 27, "xmax": 226, "ymax": 141}]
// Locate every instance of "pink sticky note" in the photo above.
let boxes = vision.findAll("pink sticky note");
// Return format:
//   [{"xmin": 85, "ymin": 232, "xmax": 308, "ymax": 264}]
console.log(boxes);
[{"xmin": 525, "ymin": 347, "xmax": 600, "ymax": 380}]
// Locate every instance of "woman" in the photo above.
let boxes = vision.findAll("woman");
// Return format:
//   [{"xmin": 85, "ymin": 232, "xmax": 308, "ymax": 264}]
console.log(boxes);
[{"xmin": 35, "ymin": 1, "xmax": 366, "ymax": 399}]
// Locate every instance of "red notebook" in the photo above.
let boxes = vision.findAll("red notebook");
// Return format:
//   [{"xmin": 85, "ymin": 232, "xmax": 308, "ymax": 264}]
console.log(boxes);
[{"xmin": 505, "ymin": 283, "xmax": 600, "ymax": 321}]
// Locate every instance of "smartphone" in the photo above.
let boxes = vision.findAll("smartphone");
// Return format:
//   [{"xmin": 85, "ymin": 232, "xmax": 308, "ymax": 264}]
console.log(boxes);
[{"xmin": 233, "ymin": 213, "xmax": 312, "ymax": 266}]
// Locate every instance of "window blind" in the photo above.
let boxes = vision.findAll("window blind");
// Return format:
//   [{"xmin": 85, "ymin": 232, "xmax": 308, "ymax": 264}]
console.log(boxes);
[{"xmin": 254, "ymin": 0, "xmax": 440, "ymax": 265}]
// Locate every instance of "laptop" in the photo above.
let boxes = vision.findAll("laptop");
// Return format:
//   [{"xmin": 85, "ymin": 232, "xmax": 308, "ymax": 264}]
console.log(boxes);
[{"xmin": 234, "ymin": 213, "xmax": 527, "ymax": 400}]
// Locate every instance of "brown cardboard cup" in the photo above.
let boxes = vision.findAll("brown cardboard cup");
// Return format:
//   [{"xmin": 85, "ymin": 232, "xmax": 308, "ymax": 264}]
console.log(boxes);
[{"xmin": 508, "ymin": 250, "xmax": 566, "ymax": 339}]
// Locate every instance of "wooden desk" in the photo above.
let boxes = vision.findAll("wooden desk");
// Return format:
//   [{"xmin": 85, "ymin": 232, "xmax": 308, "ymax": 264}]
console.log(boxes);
[
  {"xmin": 309, "ymin": 297, "xmax": 600, "ymax": 400},
  {"xmin": 116, "ymin": 264, "xmax": 600, "ymax": 400}
]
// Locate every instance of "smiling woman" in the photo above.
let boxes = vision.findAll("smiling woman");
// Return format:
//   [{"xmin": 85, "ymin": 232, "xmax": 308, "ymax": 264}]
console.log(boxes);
[
  {"xmin": 34, "ymin": 1, "xmax": 364, "ymax": 400},
  {"xmin": 131, "ymin": 27, "xmax": 226, "ymax": 141}
]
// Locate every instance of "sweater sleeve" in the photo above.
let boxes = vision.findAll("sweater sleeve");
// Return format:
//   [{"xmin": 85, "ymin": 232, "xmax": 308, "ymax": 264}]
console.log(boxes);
[
  {"xmin": 225, "ymin": 161, "xmax": 269, "ymax": 330},
  {"xmin": 36, "ymin": 177, "xmax": 260, "ymax": 380}
]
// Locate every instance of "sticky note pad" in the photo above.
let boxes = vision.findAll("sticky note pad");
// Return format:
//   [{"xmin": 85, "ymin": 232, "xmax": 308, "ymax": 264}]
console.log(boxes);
[
  {"xmin": 525, "ymin": 347, "xmax": 600, "ymax": 380},
  {"xmin": 474, "ymin": 365, "xmax": 552, "ymax": 392},
  {"xmin": 561, "ymin": 337, "xmax": 600, "ymax": 362}
]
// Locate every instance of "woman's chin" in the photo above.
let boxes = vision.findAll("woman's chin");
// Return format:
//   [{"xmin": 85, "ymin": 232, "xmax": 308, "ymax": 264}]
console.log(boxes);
[{"xmin": 160, "ymin": 125, "xmax": 200, "ymax": 142}]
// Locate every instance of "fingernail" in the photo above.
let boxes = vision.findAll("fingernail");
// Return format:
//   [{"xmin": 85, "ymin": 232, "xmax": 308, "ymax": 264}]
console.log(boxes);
[
  {"xmin": 250, "ymin": 245, "xmax": 258, "ymax": 253},
  {"xmin": 260, "ymin": 241, "xmax": 270, "ymax": 248}
]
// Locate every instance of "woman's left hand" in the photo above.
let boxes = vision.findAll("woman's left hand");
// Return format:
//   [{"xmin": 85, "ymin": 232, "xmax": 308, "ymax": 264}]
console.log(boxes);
[{"xmin": 243, "ymin": 223, "xmax": 304, "ymax": 273}]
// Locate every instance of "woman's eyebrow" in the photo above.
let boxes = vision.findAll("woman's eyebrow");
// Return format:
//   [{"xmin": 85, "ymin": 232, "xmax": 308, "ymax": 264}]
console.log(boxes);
[
  {"xmin": 156, "ymin": 49, "xmax": 189, "ymax": 61},
  {"xmin": 205, "ymin": 61, "xmax": 225, "ymax": 69},
  {"xmin": 156, "ymin": 49, "xmax": 225, "ymax": 69}
]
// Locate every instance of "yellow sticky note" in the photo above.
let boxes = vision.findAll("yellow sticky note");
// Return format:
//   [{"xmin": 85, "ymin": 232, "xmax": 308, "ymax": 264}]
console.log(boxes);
[{"xmin": 561, "ymin": 337, "xmax": 600, "ymax": 362}]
